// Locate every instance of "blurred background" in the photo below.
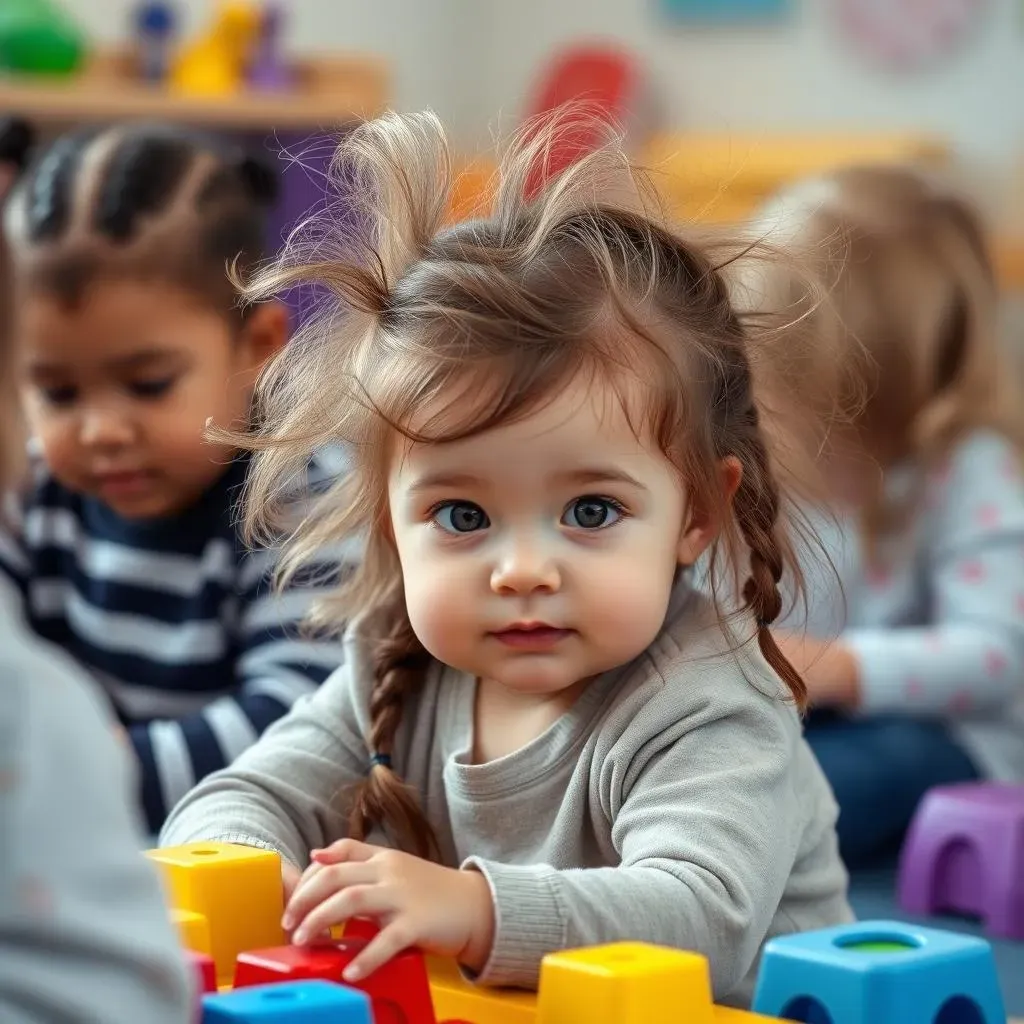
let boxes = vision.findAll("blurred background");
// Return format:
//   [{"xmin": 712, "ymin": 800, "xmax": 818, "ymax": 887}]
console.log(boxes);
[{"xmin": 3, "ymin": 0, "xmax": 1019, "ymax": 306}]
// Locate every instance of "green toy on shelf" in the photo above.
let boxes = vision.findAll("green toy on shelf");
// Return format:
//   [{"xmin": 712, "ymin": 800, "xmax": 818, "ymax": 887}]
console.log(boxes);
[{"xmin": 0, "ymin": 0, "xmax": 84, "ymax": 76}]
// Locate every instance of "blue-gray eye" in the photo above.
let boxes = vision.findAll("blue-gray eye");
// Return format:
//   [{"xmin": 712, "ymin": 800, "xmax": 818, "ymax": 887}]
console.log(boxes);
[
  {"xmin": 562, "ymin": 496, "xmax": 623, "ymax": 530},
  {"xmin": 433, "ymin": 501, "xmax": 490, "ymax": 533}
]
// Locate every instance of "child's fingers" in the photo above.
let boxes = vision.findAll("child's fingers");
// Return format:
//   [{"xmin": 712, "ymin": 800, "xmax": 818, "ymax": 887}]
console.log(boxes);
[
  {"xmin": 291, "ymin": 884, "xmax": 389, "ymax": 946},
  {"xmin": 283, "ymin": 862, "xmax": 377, "ymax": 931},
  {"xmin": 341, "ymin": 921, "xmax": 414, "ymax": 982},
  {"xmin": 310, "ymin": 839, "xmax": 377, "ymax": 865},
  {"xmin": 281, "ymin": 861, "xmax": 304, "ymax": 902}
]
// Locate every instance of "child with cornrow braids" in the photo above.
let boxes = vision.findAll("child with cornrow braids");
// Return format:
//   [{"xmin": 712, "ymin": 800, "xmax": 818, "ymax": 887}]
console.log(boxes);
[
  {"xmin": 160, "ymin": 110, "xmax": 853, "ymax": 1008},
  {"xmin": 0, "ymin": 122, "xmax": 346, "ymax": 833},
  {"xmin": 0, "ymin": 117, "xmax": 192, "ymax": 1024}
]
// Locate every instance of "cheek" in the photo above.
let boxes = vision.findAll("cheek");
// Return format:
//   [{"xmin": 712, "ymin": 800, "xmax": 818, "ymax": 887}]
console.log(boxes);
[
  {"xmin": 396, "ymin": 533, "xmax": 478, "ymax": 664},
  {"xmin": 592, "ymin": 558, "xmax": 673, "ymax": 635},
  {"xmin": 31, "ymin": 416, "xmax": 76, "ymax": 469}
]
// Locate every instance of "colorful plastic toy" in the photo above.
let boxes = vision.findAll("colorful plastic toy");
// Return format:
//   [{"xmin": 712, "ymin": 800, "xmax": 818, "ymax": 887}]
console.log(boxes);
[
  {"xmin": 898, "ymin": 781, "xmax": 1024, "ymax": 940},
  {"xmin": 234, "ymin": 939, "xmax": 436, "ymax": 1023},
  {"xmin": 132, "ymin": 1, "xmax": 177, "ymax": 83},
  {"xmin": 0, "ymin": 0, "xmax": 83, "ymax": 75},
  {"xmin": 202, "ymin": 979, "xmax": 373, "ymax": 1022},
  {"xmin": 190, "ymin": 950, "xmax": 218, "ymax": 995},
  {"xmin": 150, "ymin": 842, "xmax": 1010, "ymax": 1024},
  {"xmin": 751, "ymin": 919, "xmax": 1006, "ymax": 1024},
  {"xmin": 169, "ymin": 0, "xmax": 260, "ymax": 97},
  {"xmin": 146, "ymin": 842, "xmax": 285, "ymax": 983},
  {"xmin": 246, "ymin": 1, "xmax": 292, "ymax": 92}
]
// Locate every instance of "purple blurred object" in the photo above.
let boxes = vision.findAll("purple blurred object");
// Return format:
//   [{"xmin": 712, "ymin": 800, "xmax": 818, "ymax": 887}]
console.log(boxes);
[
  {"xmin": 133, "ymin": 1, "xmax": 176, "ymax": 83},
  {"xmin": 897, "ymin": 781, "xmax": 1024, "ymax": 940},
  {"xmin": 247, "ymin": 2, "xmax": 293, "ymax": 92}
]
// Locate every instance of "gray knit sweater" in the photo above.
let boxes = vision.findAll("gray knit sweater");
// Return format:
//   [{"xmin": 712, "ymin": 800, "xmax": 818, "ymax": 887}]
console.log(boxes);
[{"xmin": 160, "ymin": 585, "xmax": 852, "ymax": 1006}]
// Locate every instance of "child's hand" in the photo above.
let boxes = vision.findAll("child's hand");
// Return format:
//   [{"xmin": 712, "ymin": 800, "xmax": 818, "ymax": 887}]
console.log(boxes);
[
  {"xmin": 282, "ymin": 839, "xmax": 495, "ymax": 981},
  {"xmin": 773, "ymin": 631, "xmax": 860, "ymax": 708},
  {"xmin": 281, "ymin": 860, "xmax": 303, "ymax": 902}
]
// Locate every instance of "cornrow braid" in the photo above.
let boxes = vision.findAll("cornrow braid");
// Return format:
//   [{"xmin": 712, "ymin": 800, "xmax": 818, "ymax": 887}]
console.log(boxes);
[
  {"xmin": 6, "ymin": 122, "xmax": 279, "ymax": 318},
  {"xmin": 24, "ymin": 128, "xmax": 98, "ymax": 243},
  {"xmin": 347, "ymin": 600, "xmax": 440, "ymax": 860},
  {"xmin": 94, "ymin": 132, "xmax": 194, "ymax": 242}
]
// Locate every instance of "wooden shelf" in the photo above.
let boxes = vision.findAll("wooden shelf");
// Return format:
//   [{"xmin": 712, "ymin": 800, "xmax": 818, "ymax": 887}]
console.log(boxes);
[{"xmin": 0, "ymin": 48, "xmax": 388, "ymax": 130}]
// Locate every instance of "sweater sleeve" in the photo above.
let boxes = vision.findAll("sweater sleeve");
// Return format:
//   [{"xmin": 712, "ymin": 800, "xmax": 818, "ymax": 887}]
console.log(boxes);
[
  {"xmin": 0, "ymin": 585, "xmax": 191, "ymax": 1024},
  {"xmin": 130, "ymin": 548, "xmax": 348, "ymax": 833},
  {"xmin": 848, "ymin": 432, "xmax": 1024, "ymax": 716},
  {"xmin": 463, "ymin": 667, "xmax": 846, "ymax": 998},
  {"xmin": 158, "ymin": 653, "xmax": 369, "ymax": 869}
]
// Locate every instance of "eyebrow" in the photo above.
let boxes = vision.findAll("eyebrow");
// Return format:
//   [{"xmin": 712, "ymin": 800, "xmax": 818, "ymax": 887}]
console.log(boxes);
[
  {"xmin": 558, "ymin": 467, "xmax": 649, "ymax": 491},
  {"xmin": 26, "ymin": 347, "xmax": 185, "ymax": 377},
  {"xmin": 405, "ymin": 466, "xmax": 649, "ymax": 494}
]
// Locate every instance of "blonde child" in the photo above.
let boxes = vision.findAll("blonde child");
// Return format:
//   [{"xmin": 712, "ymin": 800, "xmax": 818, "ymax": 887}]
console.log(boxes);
[
  {"xmin": 758, "ymin": 165, "xmax": 1024, "ymax": 868},
  {"xmin": 160, "ymin": 111, "xmax": 853, "ymax": 1007},
  {"xmin": 0, "ymin": 123, "xmax": 346, "ymax": 833},
  {"xmin": 0, "ymin": 117, "xmax": 192, "ymax": 1024}
]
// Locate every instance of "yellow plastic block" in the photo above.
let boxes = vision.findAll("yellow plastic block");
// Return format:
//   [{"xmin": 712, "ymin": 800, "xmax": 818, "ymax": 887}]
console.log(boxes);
[
  {"xmin": 716, "ymin": 1003, "xmax": 786, "ymax": 1019},
  {"xmin": 146, "ymin": 842, "xmax": 284, "ymax": 983},
  {"xmin": 169, "ymin": 908, "xmax": 211, "ymax": 955},
  {"xmin": 427, "ymin": 956, "xmax": 538, "ymax": 1024},
  {"xmin": 537, "ymin": 942, "xmax": 714, "ymax": 1024},
  {"xmin": 714, "ymin": 1007, "xmax": 787, "ymax": 1022}
]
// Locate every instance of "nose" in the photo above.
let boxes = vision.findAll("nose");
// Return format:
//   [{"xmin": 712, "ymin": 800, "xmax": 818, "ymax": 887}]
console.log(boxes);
[
  {"xmin": 78, "ymin": 405, "xmax": 134, "ymax": 449},
  {"xmin": 490, "ymin": 534, "xmax": 561, "ymax": 596}
]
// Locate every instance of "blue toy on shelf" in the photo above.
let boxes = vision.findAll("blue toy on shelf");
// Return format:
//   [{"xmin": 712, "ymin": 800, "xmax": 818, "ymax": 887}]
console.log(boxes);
[
  {"xmin": 752, "ymin": 919, "xmax": 1006, "ymax": 1024},
  {"xmin": 201, "ymin": 979, "xmax": 373, "ymax": 1023}
]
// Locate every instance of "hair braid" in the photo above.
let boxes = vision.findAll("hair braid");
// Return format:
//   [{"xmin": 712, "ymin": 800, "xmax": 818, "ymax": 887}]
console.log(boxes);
[
  {"xmin": 733, "ymin": 405, "xmax": 808, "ymax": 709},
  {"xmin": 347, "ymin": 600, "xmax": 440, "ymax": 860}
]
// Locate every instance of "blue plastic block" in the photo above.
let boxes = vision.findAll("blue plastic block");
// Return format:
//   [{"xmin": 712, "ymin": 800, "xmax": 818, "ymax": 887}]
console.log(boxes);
[
  {"xmin": 751, "ymin": 919, "xmax": 1006, "ymax": 1024},
  {"xmin": 202, "ymin": 979, "xmax": 372, "ymax": 1023}
]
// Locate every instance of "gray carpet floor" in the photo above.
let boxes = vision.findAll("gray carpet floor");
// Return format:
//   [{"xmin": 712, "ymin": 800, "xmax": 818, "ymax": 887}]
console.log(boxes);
[{"xmin": 848, "ymin": 868, "xmax": 1024, "ymax": 1018}]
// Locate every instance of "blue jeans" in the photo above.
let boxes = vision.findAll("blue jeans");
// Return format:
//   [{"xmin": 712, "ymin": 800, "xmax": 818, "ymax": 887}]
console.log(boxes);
[{"xmin": 804, "ymin": 712, "xmax": 980, "ymax": 870}]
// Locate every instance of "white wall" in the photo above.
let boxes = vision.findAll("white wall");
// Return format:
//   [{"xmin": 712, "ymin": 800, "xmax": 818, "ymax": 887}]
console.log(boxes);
[
  {"xmin": 468, "ymin": 0, "xmax": 1017, "ymax": 170},
  {"xmin": 74, "ymin": 0, "xmax": 1015, "ymax": 175}
]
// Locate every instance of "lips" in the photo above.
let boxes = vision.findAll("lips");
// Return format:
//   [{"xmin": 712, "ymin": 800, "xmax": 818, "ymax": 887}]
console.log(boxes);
[
  {"xmin": 94, "ymin": 470, "xmax": 154, "ymax": 498},
  {"xmin": 490, "ymin": 623, "xmax": 573, "ymax": 650}
]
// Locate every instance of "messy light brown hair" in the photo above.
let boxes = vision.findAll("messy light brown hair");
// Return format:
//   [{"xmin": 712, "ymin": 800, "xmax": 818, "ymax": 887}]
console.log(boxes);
[
  {"xmin": 757, "ymin": 164, "xmax": 1021, "ymax": 543},
  {"xmin": 237, "ymin": 110, "xmax": 831, "ymax": 858}
]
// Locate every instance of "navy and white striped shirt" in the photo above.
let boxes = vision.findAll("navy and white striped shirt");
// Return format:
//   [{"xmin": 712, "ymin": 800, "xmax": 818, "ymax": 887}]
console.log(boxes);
[{"xmin": 0, "ymin": 455, "xmax": 347, "ymax": 832}]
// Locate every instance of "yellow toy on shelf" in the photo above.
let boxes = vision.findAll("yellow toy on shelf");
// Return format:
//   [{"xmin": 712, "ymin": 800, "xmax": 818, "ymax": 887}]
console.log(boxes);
[{"xmin": 170, "ymin": 0, "xmax": 260, "ymax": 97}]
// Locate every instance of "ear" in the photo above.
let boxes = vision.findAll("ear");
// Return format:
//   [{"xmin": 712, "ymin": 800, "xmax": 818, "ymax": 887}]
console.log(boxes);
[
  {"xmin": 677, "ymin": 455, "xmax": 743, "ymax": 565},
  {"xmin": 235, "ymin": 300, "xmax": 290, "ymax": 375}
]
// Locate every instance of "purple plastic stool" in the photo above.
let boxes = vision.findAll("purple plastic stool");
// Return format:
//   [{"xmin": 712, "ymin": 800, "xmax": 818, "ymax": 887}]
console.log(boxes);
[{"xmin": 897, "ymin": 781, "xmax": 1024, "ymax": 939}]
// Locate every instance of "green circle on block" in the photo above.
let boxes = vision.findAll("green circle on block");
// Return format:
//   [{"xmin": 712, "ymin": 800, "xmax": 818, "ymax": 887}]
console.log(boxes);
[{"xmin": 844, "ymin": 940, "xmax": 915, "ymax": 954}]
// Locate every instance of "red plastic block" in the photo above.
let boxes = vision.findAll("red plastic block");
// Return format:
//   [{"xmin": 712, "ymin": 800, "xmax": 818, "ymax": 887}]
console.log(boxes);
[
  {"xmin": 343, "ymin": 916, "xmax": 381, "ymax": 941},
  {"xmin": 188, "ymin": 950, "xmax": 217, "ymax": 993},
  {"xmin": 233, "ymin": 940, "xmax": 437, "ymax": 1024}
]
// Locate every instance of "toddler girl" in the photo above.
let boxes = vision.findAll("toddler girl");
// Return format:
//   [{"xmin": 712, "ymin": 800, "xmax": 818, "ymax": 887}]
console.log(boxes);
[
  {"xmin": 161, "ymin": 111, "xmax": 853, "ymax": 1007},
  {"xmin": 759, "ymin": 165, "xmax": 1024, "ymax": 867},
  {"xmin": 0, "ymin": 122, "xmax": 346, "ymax": 832}
]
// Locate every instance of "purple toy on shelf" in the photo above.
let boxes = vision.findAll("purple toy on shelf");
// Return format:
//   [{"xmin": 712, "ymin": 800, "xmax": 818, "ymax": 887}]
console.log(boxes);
[
  {"xmin": 897, "ymin": 781, "xmax": 1024, "ymax": 940},
  {"xmin": 247, "ymin": 1, "xmax": 292, "ymax": 92}
]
